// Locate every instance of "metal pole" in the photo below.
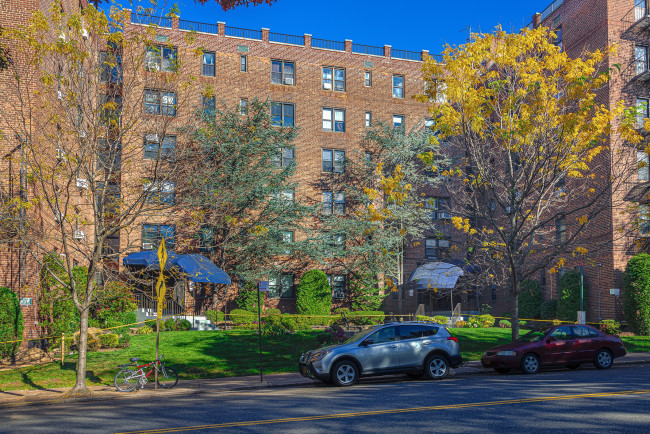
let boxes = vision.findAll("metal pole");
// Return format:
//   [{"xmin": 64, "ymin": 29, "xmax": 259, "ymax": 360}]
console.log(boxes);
[
  {"xmin": 155, "ymin": 317, "xmax": 159, "ymax": 390},
  {"xmin": 580, "ymin": 265, "xmax": 584, "ymax": 312},
  {"xmin": 597, "ymin": 264, "xmax": 602, "ymax": 321},
  {"xmin": 257, "ymin": 288, "xmax": 263, "ymax": 383}
]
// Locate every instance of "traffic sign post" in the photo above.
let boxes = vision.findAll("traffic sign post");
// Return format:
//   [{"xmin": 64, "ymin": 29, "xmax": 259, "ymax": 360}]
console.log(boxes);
[
  {"xmin": 155, "ymin": 238, "xmax": 168, "ymax": 391},
  {"xmin": 257, "ymin": 281, "xmax": 268, "ymax": 383}
]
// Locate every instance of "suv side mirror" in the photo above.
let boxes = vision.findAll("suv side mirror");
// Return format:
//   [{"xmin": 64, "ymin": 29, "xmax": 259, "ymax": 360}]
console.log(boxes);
[{"xmin": 361, "ymin": 338, "xmax": 374, "ymax": 346}]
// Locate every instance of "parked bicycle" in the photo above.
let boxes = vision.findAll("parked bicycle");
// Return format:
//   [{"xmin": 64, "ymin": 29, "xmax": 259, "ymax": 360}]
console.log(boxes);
[{"xmin": 114, "ymin": 354, "xmax": 178, "ymax": 392}]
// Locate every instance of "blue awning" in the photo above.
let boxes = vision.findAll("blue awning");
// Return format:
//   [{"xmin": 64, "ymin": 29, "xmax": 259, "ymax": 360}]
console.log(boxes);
[
  {"xmin": 122, "ymin": 251, "xmax": 231, "ymax": 284},
  {"xmin": 169, "ymin": 254, "xmax": 231, "ymax": 284}
]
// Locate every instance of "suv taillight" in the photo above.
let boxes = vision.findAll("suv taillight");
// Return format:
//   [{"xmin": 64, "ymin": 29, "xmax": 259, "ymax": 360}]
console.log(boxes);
[{"xmin": 447, "ymin": 336, "xmax": 458, "ymax": 343}]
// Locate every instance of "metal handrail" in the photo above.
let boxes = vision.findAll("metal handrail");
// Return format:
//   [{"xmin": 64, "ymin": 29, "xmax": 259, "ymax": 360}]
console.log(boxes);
[
  {"xmin": 312, "ymin": 38, "xmax": 345, "ymax": 51},
  {"xmin": 269, "ymin": 32, "xmax": 304, "ymax": 45},
  {"xmin": 224, "ymin": 26, "xmax": 262, "ymax": 40},
  {"xmin": 131, "ymin": 13, "xmax": 172, "ymax": 28},
  {"xmin": 179, "ymin": 19, "xmax": 218, "ymax": 34},
  {"xmin": 392, "ymin": 49, "xmax": 422, "ymax": 61},
  {"xmin": 351, "ymin": 43, "xmax": 383, "ymax": 56}
]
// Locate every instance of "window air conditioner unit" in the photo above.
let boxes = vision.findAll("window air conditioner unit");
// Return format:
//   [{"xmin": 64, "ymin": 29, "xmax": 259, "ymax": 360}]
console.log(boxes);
[
  {"xmin": 74, "ymin": 230, "xmax": 85, "ymax": 240},
  {"xmin": 145, "ymin": 134, "xmax": 160, "ymax": 142},
  {"xmin": 81, "ymin": 28, "xmax": 89, "ymax": 40},
  {"xmin": 79, "ymin": 130, "xmax": 86, "ymax": 138},
  {"xmin": 59, "ymin": 32, "xmax": 66, "ymax": 42},
  {"xmin": 76, "ymin": 178, "xmax": 89, "ymax": 189},
  {"xmin": 142, "ymin": 242, "xmax": 154, "ymax": 250},
  {"xmin": 57, "ymin": 90, "xmax": 64, "ymax": 100},
  {"xmin": 284, "ymin": 77, "xmax": 294, "ymax": 85},
  {"xmin": 56, "ymin": 148, "xmax": 66, "ymax": 160},
  {"xmin": 323, "ymin": 82, "xmax": 332, "ymax": 90}
]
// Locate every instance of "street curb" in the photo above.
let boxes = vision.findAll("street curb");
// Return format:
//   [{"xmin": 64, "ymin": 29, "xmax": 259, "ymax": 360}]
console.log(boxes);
[{"xmin": 2, "ymin": 359, "xmax": 648, "ymax": 409}]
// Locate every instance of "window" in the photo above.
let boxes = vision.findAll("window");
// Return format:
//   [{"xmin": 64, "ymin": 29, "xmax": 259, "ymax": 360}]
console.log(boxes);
[
  {"xmin": 271, "ymin": 102, "xmax": 295, "ymax": 126},
  {"xmin": 144, "ymin": 134, "xmax": 175, "ymax": 160},
  {"xmin": 199, "ymin": 227, "xmax": 214, "ymax": 253},
  {"xmin": 322, "ymin": 66, "xmax": 345, "ymax": 91},
  {"xmin": 640, "ymin": 204, "xmax": 650, "ymax": 235},
  {"xmin": 326, "ymin": 233, "xmax": 345, "ymax": 255},
  {"xmin": 393, "ymin": 115, "xmax": 404, "ymax": 128},
  {"xmin": 144, "ymin": 89, "xmax": 176, "ymax": 116},
  {"xmin": 142, "ymin": 224, "xmax": 175, "ymax": 250},
  {"xmin": 637, "ymin": 98, "xmax": 649, "ymax": 128},
  {"xmin": 637, "ymin": 46, "xmax": 648, "ymax": 75},
  {"xmin": 269, "ymin": 273, "xmax": 294, "ymax": 298},
  {"xmin": 364, "ymin": 70, "xmax": 372, "ymax": 87},
  {"xmin": 271, "ymin": 147, "xmax": 295, "ymax": 168},
  {"xmin": 365, "ymin": 111, "xmax": 372, "ymax": 127},
  {"xmin": 240, "ymin": 55, "xmax": 248, "ymax": 72},
  {"xmin": 491, "ymin": 284, "xmax": 497, "ymax": 301},
  {"xmin": 550, "ymin": 326, "xmax": 573, "ymax": 340},
  {"xmin": 272, "ymin": 189, "xmax": 295, "ymax": 203},
  {"xmin": 202, "ymin": 95, "xmax": 216, "ymax": 117},
  {"xmin": 426, "ymin": 197, "xmax": 451, "ymax": 220},
  {"xmin": 97, "ymin": 139, "xmax": 121, "ymax": 171},
  {"xmin": 424, "ymin": 117, "xmax": 434, "ymax": 131},
  {"xmin": 399, "ymin": 325, "xmax": 437, "ymax": 340},
  {"xmin": 556, "ymin": 217, "xmax": 567, "ymax": 243},
  {"xmin": 96, "ymin": 181, "xmax": 120, "ymax": 218},
  {"xmin": 271, "ymin": 60, "xmax": 295, "ymax": 85},
  {"xmin": 367, "ymin": 326, "xmax": 396, "ymax": 344},
  {"xmin": 553, "ymin": 26, "xmax": 563, "ymax": 50},
  {"xmin": 572, "ymin": 326, "xmax": 597, "ymax": 338},
  {"xmin": 145, "ymin": 45, "xmax": 177, "ymax": 72},
  {"xmin": 322, "ymin": 108, "xmax": 345, "ymax": 132},
  {"xmin": 425, "ymin": 238, "xmax": 450, "ymax": 259},
  {"xmin": 99, "ymin": 94, "xmax": 122, "ymax": 126},
  {"xmin": 328, "ymin": 274, "xmax": 346, "ymax": 299},
  {"xmin": 322, "ymin": 191, "xmax": 345, "ymax": 215},
  {"xmin": 393, "ymin": 74, "xmax": 404, "ymax": 98},
  {"xmin": 240, "ymin": 98, "xmax": 248, "ymax": 115},
  {"xmin": 639, "ymin": 151, "xmax": 650, "ymax": 181},
  {"xmin": 143, "ymin": 180, "xmax": 175, "ymax": 205},
  {"xmin": 99, "ymin": 51, "xmax": 121, "ymax": 83},
  {"xmin": 636, "ymin": 0, "xmax": 647, "ymax": 21},
  {"xmin": 322, "ymin": 149, "xmax": 345, "ymax": 173},
  {"xmin": 281, "ymin": 230, "xmax": 294, "ymax": 255},
  {"xmin": 202, "ymin": 51, "xmax": 215, "ymax": 77}
]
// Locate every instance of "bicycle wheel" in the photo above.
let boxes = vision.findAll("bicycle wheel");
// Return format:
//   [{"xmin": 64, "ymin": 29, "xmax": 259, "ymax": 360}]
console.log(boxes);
[
  {"xmin": 114, "ymin": 369, "xmax": 139, "ymax": 392},
  {"xmin": 157, "ymin": 365, "xmax": 178, "ymax": 389}
]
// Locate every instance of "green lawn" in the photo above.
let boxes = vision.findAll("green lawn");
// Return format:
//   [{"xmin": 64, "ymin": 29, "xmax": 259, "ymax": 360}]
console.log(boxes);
[{"xmin": 1, "ymin": 328, "xmax": 648, "ymax": 392}]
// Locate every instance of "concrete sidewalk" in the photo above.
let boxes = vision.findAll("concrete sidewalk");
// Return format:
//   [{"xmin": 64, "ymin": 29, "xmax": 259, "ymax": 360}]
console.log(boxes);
[{"xmin": 1, "ymin": 353, "xmax": 648, "ymax": 409}]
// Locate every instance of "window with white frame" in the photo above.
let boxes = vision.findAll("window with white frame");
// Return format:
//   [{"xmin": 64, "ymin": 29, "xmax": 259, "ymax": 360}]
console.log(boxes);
[
  {"xmin": 639, "ymin": 150, "xmax": 649, "ymax": 181},
  {"xmin": 426, "ymin": 197, "xmax": 451, "ymax": 220},
  {"xmin": 393, "ymin": 74, "xmax": 404, "ymax": 98},
  {"xmin": 144, "ymin": 89, "xmax": 176, "ymax": 116},
  {"xmin": 281, "ymin": 230, "xmax": 294, "ymax": 255},
  {"xmin": 142, "ymin": 224, "xmax": 175, "ymax": 250},
  {"xmin": 322, "ymin": 191, "xmax": 345, "ymax": 215},
  {"xmin": 145, "ymin": 45, "xmax": 177, "ymax": 72},
  {"xmin": 202, "ymin": 51, "xmax": 215, "ymax": 77},
  {"xmin": 271, "ymin": 59, "xmax": 295, "ymax": 85},
  {"xmin": 637, "ymin": 98, "xmax": 649, "ymax": 128},
  {"xmin": 637, "ymin": 45, "xmax": 648, "ymax": 75},
  {"xmin": 143, "ymin": 180, "xmax": 175, "ymax": 205},
  {"xmin": 322, "ymin": 149, "xmax": 345, "ymax": 173},
  {"xmin": 425, "ymin": 238, "xmax": 449, "ymax": 259},
  {"xmin": 328, "ymin": 274, "xmax": 346, "ymax": 299},
  {"xmin": 269, "ymin": 273, "xmax": 294, "ymax": 298},
  {"xmin": 323, "ymin": 108, "xmax": 345, "ymax": 132},
  {"xmin": 365, "ymin": 111, "xmax": 372, "ymax": 127},
  {"xmin": 271, "ymin": 102, "xmax": 295, "ymax": 126},
  {"xmin": 144, "ymin": 134, "xmax": 175, "ymax": 160},
  {"xmin": 202, "ymin": 95, "xmax": 216, "ymax": 117},
  {"xmin": 271, "ymin": 189, "xmax": 295, "ymax": 203},
  {"xmin": 364, "ymin": 71, "xmax": 372, "ymax": 87},
  {"xmin": 271, "ymin": 147, "xmax": 295, "ymax": 168},
  {"xmin": 640, "ymin": 204, "xmax": 650, "ymax": 235},
  {"xmin": 323, "ymin": 66, "xmax": 345, "ymax": 91}
]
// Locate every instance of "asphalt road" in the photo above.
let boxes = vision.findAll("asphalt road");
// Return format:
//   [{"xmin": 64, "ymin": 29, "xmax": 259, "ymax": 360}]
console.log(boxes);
[{"xmin": 2, "ymin": 364, "xmax": 649, "ymax": 433}]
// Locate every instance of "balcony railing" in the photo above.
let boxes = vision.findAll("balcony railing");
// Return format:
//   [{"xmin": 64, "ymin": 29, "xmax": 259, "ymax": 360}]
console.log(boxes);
[
  {"xmin": 392, "ymin": 49, "xmax": 422, "ymax": 61},
  {"xmin": 312, "ymin": 38, "xmax": 345, "ymax": 51},
  {"xmin": 224, "ymin": 26, "xmax": 262, "ymax": 40},
  {"xmin": 179, "ymin": 19, "xmax": 218, "ymax": 34},
  {"xmin": 131, "ymin": 13, "xmax": 172, "ymax": 28},
  {"xmin": 351, "ymin": 43, "xmax": 384, "ymax": 56},
  {"xmin": 269, "ymin": 32, "xmax": 304, "ymax": 46}
]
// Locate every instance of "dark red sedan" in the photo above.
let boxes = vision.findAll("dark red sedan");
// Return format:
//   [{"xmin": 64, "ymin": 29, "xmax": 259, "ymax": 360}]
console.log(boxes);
[{"xmin": 480, "ymin": 324, "xmax": 627, "ymax": 374}]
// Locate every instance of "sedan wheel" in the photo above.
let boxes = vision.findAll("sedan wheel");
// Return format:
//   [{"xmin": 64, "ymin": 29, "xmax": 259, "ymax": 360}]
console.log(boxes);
[
  {"xmin": 521, "ymin": 353, "xmax": 540, "ymax": 374},
  {"xmin": 424, "ymin": 355, "xmax": 449, "ymax": 380},
  {"xmin": 594, "ymin": 349, "xmax": 613, "ymax": 369},
  {"xmin": 331, "ymin": 361, "xmax": 359, "ymax": 387}
]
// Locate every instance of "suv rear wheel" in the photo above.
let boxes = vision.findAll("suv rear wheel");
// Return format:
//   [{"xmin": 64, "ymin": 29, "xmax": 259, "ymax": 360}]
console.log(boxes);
[
  {"xmin": 331, "ymin": 360, "xmax": 359, "ymax": 387},
  {"xmin": 424, "ymin": 354, "xmax": 449, "ymax": 380}
]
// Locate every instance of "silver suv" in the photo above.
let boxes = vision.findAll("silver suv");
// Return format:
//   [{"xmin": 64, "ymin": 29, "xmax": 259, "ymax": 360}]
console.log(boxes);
[{"xmin": 299, "ymin": 322, "xmax": 462, "ymax": 386}]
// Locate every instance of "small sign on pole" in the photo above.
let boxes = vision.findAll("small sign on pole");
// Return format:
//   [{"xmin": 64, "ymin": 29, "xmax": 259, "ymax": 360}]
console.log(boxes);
[
  {"xmin": 610, "ymin": 288, "xmax": 620, "ymax": 296},
  {"xmin": 154, "ymin": 238, "xmax": 168, "ymax": 391},
  {"xmin": 19, "ymin": 298, "xmax": 32, "ymax": 306},
  {"xmin": 258, "ymin": 281, "xmax": 269, "ymax": 292}
]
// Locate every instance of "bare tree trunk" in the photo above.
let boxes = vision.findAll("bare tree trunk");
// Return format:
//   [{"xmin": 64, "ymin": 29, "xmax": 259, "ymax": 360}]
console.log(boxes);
[
  {"xmin": 510, "ymin": 284, "xmax": 520, "ymax": 342},
  {"xmin": 68, "ymin": 307, "xmax": 91, "ymax": 396}
]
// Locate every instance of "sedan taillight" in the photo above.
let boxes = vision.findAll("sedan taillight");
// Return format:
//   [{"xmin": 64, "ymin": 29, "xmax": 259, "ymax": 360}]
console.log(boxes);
[{"xmin": 447, "ymin": 336, "xmax": 458, "ymax": 343}]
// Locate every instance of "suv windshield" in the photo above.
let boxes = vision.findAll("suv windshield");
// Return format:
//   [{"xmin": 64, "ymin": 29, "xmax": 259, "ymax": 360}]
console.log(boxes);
[
  {"xmin": 343, "ymin": 326, "xmax": 381, "ymax": 344},
  {"xmin": 519, "ymin": 327, "xmax": 552, "ymax": 342}
]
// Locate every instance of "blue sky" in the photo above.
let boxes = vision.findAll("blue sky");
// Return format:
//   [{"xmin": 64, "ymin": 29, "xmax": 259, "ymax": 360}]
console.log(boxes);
[{"xmin": 126, "ymin": 0, "xmax": 555, "ymax": 54}]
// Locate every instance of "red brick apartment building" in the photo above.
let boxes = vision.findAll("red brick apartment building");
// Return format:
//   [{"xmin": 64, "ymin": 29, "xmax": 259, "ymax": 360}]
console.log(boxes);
[
  {"xmin": 523, "ymin": 0, "xmax": 650, "ymax": 321},
  {"xmin": 1, "ymin": 0, "xmax": 468, "ymax": 332}
]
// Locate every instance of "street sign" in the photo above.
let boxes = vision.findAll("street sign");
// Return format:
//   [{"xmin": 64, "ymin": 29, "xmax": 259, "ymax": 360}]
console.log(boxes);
[
  {"xmin": 19, "ymin": 297, "xmax": 32, "ymax": 306},
  {"xmin": 157, "ymin": 238, "xmax": 168, "ymax": 271},
  {"xmin": 156, "ymin": 239, "xmax": 168, "ymax": 319},
  {"xmin": 258, "ymin": 281, "xmax": 269, "ymax": 292},
  {"xmin": 610, "ymin": 288, "xmax": 620, "ymax": 296}
]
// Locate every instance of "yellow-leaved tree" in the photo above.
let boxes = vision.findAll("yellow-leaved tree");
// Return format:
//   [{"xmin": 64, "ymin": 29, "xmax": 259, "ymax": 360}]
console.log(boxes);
[{"xmin": 418, "ymin": 27, "xmax": 640, "ymax": 340}]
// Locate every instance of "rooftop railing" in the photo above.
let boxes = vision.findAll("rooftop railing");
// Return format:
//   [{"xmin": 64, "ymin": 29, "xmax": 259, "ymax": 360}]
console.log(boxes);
[
  {"xmin": 131, "ymin": 13, "xmax": 172, "ymax": 28},
  {"xmin": 269, "ymin": 32, "xmax": 305, "ymax": 46},
  {"xmin": 392, "ymin": 49, "xmax": 422, "ymax": 61},
  {"xmin": 224, "ymin": 26, "xmax": 262, "ymax": 40},
  {"xmin": 539, "ymin": 0, "xmax": 564, "ymax": 23},
  {"xmin": 179, "ymin": 19, "xmax": 218, "ymax": 34},
  {"xmin": 351, "ymin": 43, "xmax": 384, "ymax": 56},
  {"xmin": 312, "ymin": 38, "xmax": 345, "ymax": 51}
]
